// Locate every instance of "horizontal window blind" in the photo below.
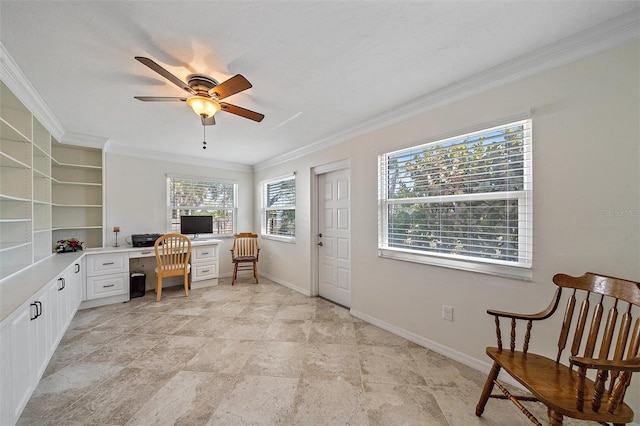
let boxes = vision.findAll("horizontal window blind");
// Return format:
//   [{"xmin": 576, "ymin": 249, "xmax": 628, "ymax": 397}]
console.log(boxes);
[
  {"xmin": 379, "ymin": 119, "xmax": 532, "ymax": 273},
  {"xmin": 262, "ymin": 174, "xmax": 296, "ymax": 238},
  {"xmin": 167, "ymin": 176, "xmax": 237, "ymax": 235}
]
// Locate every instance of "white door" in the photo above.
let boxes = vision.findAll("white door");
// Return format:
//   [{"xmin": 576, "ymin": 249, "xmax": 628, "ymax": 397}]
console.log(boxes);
[{"xmin": 318, "ymin": 168, "xmax": 351, "ymax": 307}]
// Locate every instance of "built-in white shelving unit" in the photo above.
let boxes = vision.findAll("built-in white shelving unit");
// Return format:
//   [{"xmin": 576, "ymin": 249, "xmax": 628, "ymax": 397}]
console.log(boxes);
[
  {"xmin": 51, "ymin": 140, "xmax": 103, "ymax": 249},
  {"xmin": 0, "ymin": 80, "xmax": 104, "ymax": 279}
]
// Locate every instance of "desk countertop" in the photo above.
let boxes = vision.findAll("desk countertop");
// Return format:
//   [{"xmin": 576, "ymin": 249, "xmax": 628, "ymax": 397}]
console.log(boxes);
[{"xmin": 84, "ymin": 239, "xmax": 224, "ymax": 255}]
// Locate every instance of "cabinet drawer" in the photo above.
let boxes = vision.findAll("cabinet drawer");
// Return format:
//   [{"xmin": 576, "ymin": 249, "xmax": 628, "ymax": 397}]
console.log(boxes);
[
  {"xmin": 129, "ymin": 249, "xmax": 155, "ymax": 259},
  {"xmin": 86, "ymin": 253, "xmax": 128, "ymax": 276},
  {"xmin": 192, "ymin": 263, "xmax": 218, "ymax": 281},
  {"xmin": 86, "ymin": 273, "xmax": 129, "ymax": 300},
  {"xmin": 192, "ymin": 246, "xmax": 217, "ymax": 262}
]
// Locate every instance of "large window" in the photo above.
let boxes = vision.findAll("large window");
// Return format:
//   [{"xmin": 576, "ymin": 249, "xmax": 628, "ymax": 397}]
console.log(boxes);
[
  {"xmin": 378, "ymin": 118, "xmax": 532, "ymax": 279},
  {"xmin": 167, "ymin": 175, "xmax": 237, "ymax": 236},
  {"xmin": 261, "ymin": 174, "xmax": 296, "ymax": 240}
]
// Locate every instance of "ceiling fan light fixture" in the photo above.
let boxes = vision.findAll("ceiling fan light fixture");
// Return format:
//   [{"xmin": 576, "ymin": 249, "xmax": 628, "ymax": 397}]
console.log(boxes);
[{"xmin": 186, "ymin": 96, "xmax": 220, "ymax": 118}]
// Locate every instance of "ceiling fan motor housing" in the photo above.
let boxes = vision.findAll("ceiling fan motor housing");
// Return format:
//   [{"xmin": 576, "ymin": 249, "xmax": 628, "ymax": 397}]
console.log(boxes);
[{"xmin": 187, "ymin": 74, "xmax": 220, "ymax": 97}]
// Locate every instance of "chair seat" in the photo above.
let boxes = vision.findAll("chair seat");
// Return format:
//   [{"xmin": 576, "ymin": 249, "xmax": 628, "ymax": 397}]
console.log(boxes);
[
  {"xmin": 232, "ymin": 256, "xmax": 258, "ymax": 263},
  {"xmin": 486, "ymin": 347, "xmax": 635, "ymax": 423}
]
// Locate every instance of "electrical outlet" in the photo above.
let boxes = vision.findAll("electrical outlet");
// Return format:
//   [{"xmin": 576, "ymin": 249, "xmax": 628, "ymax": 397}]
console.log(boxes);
[{"xmin": 442, "ymin": 305, "xmax": 453, "ymax": 321}]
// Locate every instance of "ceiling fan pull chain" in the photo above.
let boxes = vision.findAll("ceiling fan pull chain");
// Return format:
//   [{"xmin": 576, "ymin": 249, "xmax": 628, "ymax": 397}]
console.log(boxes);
[{"xmin": 202, "ymin": 123, "xmax": 207, "ymax": 149}]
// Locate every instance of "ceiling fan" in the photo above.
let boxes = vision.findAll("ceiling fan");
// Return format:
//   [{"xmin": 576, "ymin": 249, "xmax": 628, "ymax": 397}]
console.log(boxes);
[{"xmin": 134, "ymin": 56, "xmax": 264, "ymax": 127}]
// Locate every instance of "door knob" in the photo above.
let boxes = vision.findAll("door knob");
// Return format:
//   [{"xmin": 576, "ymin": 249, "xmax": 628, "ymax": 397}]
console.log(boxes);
[
  {"xmin": 318, "ymin": 233, "xmax": 323, "ymax": 237},
  {"xmin": 318, "ymin": 242, "xmax": 323, "ymax": 246}
]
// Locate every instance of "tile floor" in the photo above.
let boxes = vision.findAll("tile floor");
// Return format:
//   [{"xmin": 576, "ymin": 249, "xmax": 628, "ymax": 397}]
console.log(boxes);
[{"xmin": 19, "ymin": 276, "xmax": 576, "ymax": 425}]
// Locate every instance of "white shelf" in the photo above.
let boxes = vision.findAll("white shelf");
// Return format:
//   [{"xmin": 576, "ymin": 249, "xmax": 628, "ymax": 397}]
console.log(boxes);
[
  {"xmin": 0, "ymin": 117, "xmax": 30, "ymax": 144},
  {"xmin": 0, "ymin": 241, "xmax": 31, "ymax": 253},
  {"xmin": 51, "ymin": 179, "xmax": 101, "ymax": 186},
  {"xmin": 0, "ymin": 151, "xmax": 30, "ymax": 169}
]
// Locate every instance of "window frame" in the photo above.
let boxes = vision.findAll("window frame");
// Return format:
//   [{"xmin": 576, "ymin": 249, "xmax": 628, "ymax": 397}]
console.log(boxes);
[
  {"xmin": 166, "ymin": 174, "xmax": 238, "ymax": 237},
  {"xmin": 261, "ymin": 173, "xmax": 296, "ymax": 242},
  {"xmin": 377, "ymin": 117, "xmax": 533, "ymax": 280}
]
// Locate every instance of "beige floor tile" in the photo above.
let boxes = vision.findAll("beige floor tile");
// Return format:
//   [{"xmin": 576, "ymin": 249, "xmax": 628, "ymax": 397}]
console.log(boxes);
[
  {"xmin": 290, "ymin": 377, "xmax": 368, "ymax": 425},
  {"xmin": 185, "ymin": 339, "xmax": 259, "ymax": 374},
  {"xmin": 363, "ymin": 382, "xmax": 448, "ymax": 426},
  {"xmin": 125, "ymin": 370, "xmax": 237, "ymax": 425},
  {"xmin": 20, "ymin": 362, "xmax": 124, "ymax": 420},
  {"xmin": 262, "ymin": 318, "xmax": 312, "ymax": 342},
  {"xmin": 359, "ymin": 345, "xmax": 427, "ymax": 386},
  {"xmin": 301, "ymin": 343, "xmax": 362, "ymax": 383},
  {"xmin": 57, "ymin": 368, "xmax": 175, "ymax": 424},
  {"xmin": 242, "ymin": 341, "xmax": 307, "ymax": 378},
  {"xmin": 308, "ymin": 320, "xmax": 357, "ymax": 344},
  {"xmin": 207, "ymin": 375, "xmax": 298, "ymax": 425}
]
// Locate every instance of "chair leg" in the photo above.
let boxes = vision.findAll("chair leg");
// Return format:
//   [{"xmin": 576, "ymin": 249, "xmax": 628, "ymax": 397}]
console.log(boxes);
[
  {"xmin": 156, "ymin": 274, "xmax": 162, "ymax": 302},
  {"xmin": 548, "ymin": 409, "xmax": 563, "ymax": 426},
  {"xmin": 183, "ymin": 271, "xmax": 189, "ymax": 297},
  {"xmin": 254, "ymin": 262, "xmax": 259, "ymax": 283},
  {"xmin": 232, "ymin": 263, "xmax": 238, "ymax": 285},
  {"xmin": 476, "ymin": 362, "xmax": 501, "ymax": 416}
]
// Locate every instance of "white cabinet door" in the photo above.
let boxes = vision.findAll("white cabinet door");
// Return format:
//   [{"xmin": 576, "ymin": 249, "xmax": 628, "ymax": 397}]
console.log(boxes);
[
  {"xmin": 31, "ymin": 286, "xmax": 51, "ymax": 381},
  {"xmin": 8, "ymin": 302, "xmax": 36, "ymax": 423},
  {"xmin": 0, "ymin": 319, "xmax": 14, "ymax": 425}
]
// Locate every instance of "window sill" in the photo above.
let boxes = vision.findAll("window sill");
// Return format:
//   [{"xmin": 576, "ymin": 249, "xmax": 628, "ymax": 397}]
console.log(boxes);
[
  {"xmin": 261, "ymin": 234, "xmax": 296, "ymax": 244},
  {"xmin": 378, "ymin": 248, "xmax": 532, "ymax": 281}
]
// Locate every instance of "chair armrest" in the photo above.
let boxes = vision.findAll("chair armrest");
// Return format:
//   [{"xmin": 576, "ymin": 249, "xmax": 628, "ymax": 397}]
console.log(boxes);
[
  {"xmin": 570, "ymin": 356, "xmax": 640, "ymax": 372},
  {"xmin": 487, "ymin": 287, "xmax": 562, "ymax": 322}
]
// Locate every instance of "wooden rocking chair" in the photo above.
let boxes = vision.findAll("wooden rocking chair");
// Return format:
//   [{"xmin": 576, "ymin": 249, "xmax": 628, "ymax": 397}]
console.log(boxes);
[{"xmin": 476, "ymin": 272, "xmax": 640, "ymax": 426}]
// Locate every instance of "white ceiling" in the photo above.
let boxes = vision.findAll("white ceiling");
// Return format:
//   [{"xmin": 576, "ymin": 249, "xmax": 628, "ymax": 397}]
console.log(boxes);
[{"xmin": 1, "ymin": 1, "xmax": 638, "ymax": 168}]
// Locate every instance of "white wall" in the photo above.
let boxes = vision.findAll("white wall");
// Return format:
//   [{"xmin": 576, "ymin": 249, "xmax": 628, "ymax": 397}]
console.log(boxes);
[
  {"xmin": 104, "ymin": 152, "xmax": 255, "ymax": 277},
  {"xmin": 254, "ymin": 41, "xmax": 640, "ymax": 418}
]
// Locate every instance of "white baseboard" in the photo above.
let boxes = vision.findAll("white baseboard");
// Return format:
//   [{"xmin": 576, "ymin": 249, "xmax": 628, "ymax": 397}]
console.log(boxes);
[{"xmin": 256, "ymin": 272, "xmax": 312, "ymax": 297}]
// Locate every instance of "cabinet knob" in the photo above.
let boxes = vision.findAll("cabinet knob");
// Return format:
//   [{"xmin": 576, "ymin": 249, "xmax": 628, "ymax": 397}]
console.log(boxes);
[{"xmin": 102, "ymin": 262, "xmax": 115, "ymax": 266}]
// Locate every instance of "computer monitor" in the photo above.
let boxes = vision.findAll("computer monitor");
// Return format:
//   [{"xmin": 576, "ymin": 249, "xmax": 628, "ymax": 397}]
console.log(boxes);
[{"xmin": 180, "ymin": 215, "xmax": 213, "ymax": 238}]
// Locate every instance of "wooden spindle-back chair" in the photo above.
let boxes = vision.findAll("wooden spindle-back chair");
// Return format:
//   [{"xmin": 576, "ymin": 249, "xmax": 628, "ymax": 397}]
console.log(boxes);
[
  {"xmin": 154, "ymin": 233, "xmax": 191, "ymax": 301},
  {"xmin": 476, "ymin": 272, "xmax": 640, "ymax": 426},
  {"xmin": 230, "ymin": 232, "xmax": 260, "ymax": 285}
]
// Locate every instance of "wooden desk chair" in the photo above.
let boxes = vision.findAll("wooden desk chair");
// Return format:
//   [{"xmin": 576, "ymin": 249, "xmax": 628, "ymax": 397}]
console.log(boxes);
[
  {"xmin": 230, "ymin": 232, "xmax": 260, "ymax": 285},
  {"xmin": 154, "ymin": 233, "xmax": 191, "ymax": 301},
  {"xmin": 476, "ymin": 272, "xmax": 640, "ymax": 426}
]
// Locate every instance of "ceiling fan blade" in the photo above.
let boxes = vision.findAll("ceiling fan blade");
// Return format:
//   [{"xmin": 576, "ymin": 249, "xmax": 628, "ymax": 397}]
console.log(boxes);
[
  {"xmin": 210, "ymin": 74, "xmax": 252, "ymax": 100},
  {"xmin": 134, "ymin": 96, "xmax": 187, "ymax": 102},
  {"xmin": 220, "ymin": 102, "xmax": 265, "ymax": 122},
  {"xmin": 135, "ymin": 56, "xmax": 195, "ymax": 95},
  {"xmin": 202, "ymin": 116, "xmax": 216, "ymax": 126}
]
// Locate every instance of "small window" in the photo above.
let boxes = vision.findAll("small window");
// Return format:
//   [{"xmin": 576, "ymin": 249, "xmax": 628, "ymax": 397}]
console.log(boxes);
[
  {"xmin": 378, "ymin": 118, "xmax": 532, "ymax": 279},
  {"xmin": 167, "ymin": 175, "xmax": 237, "ymax": 236},
  {"xmin": 261, "ymin": 174, "xmax": 296, "ymax": 240}
]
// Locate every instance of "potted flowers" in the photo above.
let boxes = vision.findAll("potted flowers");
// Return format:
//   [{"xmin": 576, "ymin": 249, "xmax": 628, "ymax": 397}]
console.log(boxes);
[{"xmin": 56, "ymin": 238, "xmax": 85, "ymax": 253}]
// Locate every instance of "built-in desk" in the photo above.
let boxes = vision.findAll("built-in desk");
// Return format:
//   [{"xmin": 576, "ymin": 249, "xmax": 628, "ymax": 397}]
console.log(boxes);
[{"xmin": 80, "ymin": 239, "xmax": 222, "ymax": 309}]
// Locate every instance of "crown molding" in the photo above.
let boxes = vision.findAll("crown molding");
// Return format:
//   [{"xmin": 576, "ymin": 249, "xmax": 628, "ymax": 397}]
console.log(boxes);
[
  {"xmin": 0, "ymin": 42, "xmax": 66, "ymax": 141},
  {"xmin": 61, "ymin": 131, "xmax": 109, "ymax": 149},
  {"xmin": 105, "ymin": 141, "xmax": 254, "ymax": 172},
  {"xmin": 254, "ymin": 9, "xmax": 640, "ymax": 171}
]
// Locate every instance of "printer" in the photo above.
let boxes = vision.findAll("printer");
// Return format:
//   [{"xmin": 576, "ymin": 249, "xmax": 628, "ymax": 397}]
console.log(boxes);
[{"xmin": 131, "ymin": 233, "xmax": 163, "ymax": 247}]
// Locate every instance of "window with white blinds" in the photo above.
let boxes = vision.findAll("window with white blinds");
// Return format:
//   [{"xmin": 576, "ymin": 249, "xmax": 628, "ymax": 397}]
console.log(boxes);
[
  {"xmin": 378, "ymin": 118, "xmax": 532, "ymax": 279},
  {"xmin": 167, "ymin": 175, "xmax": 237, "ymax": 236},
  {"xmin": 261, "ymin": 174, "xmax": 296, "ymax": 240}
]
